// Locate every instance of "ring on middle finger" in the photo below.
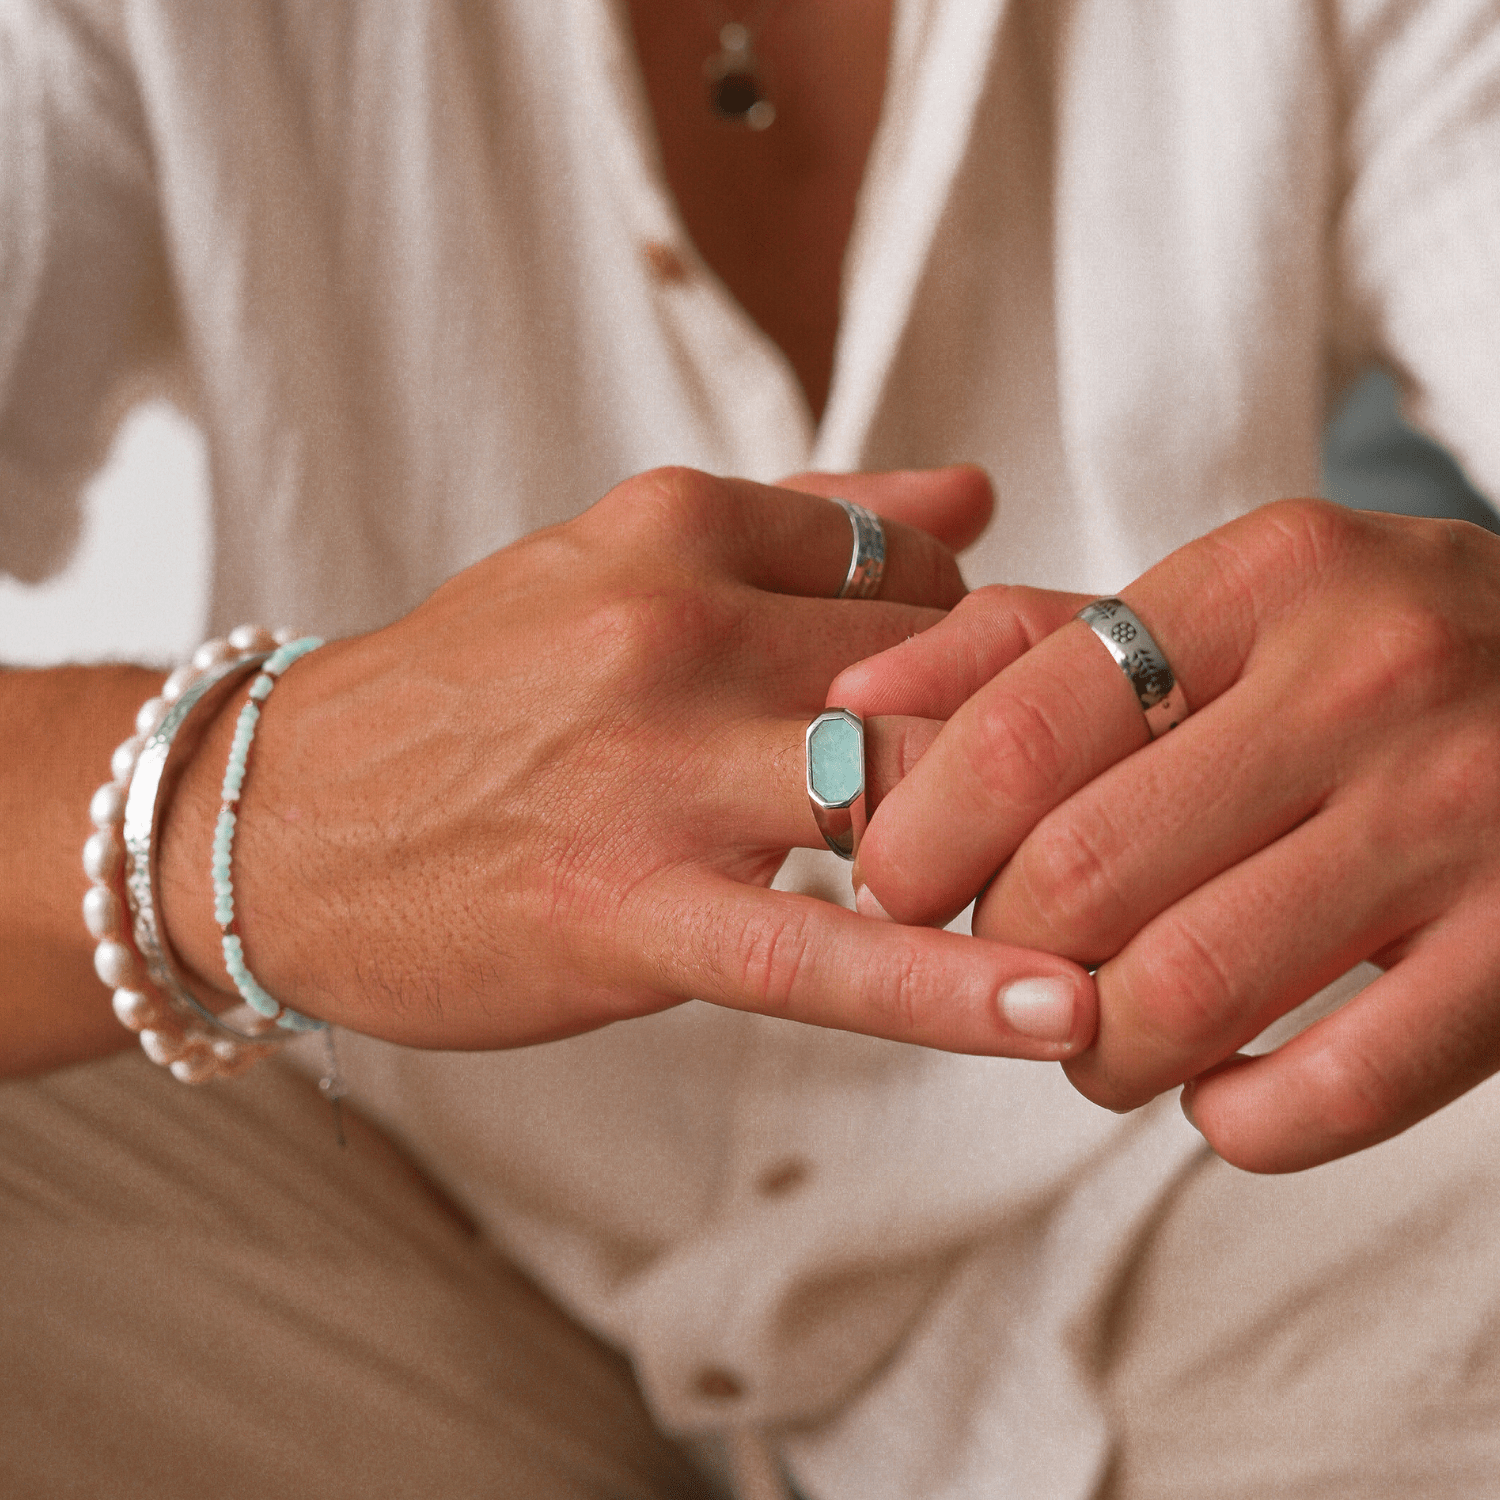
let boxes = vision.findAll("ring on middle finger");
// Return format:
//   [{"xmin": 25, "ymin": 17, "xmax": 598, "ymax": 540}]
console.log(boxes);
[
  {"xmin": 806, "ymin": 707, "xmax": 867, "ymax": 860},
  {"xmin": 831, "ymin": 498, "xmax": 887, "ymax": 600},
  {"xmin": 1077, "ymin": 597, "xmax": 1189, "ymax": 737}
]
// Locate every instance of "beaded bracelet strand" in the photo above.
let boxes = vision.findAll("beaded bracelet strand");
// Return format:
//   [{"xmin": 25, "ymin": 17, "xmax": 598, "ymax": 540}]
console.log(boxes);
[
  {"xmin": 212, "ymin": 636, "xmax": 324, "ymax": 1031},
  {"xmin": 85, "ymin": 627, "xmax": 296, "ymax": 1082}
]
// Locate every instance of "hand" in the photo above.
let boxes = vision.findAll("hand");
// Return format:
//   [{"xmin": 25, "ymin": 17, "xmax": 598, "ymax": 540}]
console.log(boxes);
[
  {"xmin": 835, "ymin": 500, "xmax": 1500, "ymax": 1172},
  {"xmin": 158, "ymin": 466, "xmax": 1096, "ymax": 1058}
]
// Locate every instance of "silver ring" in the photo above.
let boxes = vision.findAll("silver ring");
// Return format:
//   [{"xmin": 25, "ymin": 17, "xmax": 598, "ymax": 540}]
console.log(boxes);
[
  {"xmin": 806, "ymin": 708, "xmax": 867, "ymax": 860},
  {"xmin": 832, "ymin": 499, "xmax": 886, "ymax": 600},
  {"xmin": 1077, "ymin": 598, "xmax": 1189, "ymax": 737}
]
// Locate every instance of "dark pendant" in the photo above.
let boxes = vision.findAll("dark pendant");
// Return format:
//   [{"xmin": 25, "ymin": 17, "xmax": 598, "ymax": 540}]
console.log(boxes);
[
  {"xmin": 704, "ymin": 22, "xmax": 776, "ymax": 129},
  {"xmin": 712, "ymin": 69, "xmax": 763, "ymax": 120}
]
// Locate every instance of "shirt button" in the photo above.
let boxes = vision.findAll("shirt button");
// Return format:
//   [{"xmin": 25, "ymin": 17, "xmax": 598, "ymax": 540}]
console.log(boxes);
[
  {"xmin": 694, "ymin": 1367, "xmax": 747, "ymax": 1399},
  {"xmin": 756, "ymin": 1157, "xmax": 811, "ymax": 1197},
  {"xmin": 642, "ymin": 239, "xmax": 689, "ymax": 283}
]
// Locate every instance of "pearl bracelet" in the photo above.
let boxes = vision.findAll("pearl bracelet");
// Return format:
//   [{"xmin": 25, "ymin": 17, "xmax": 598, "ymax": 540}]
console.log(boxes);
[{"xmin": 84, "ymin": 626, "xmax": 314, "ymax": 1083}]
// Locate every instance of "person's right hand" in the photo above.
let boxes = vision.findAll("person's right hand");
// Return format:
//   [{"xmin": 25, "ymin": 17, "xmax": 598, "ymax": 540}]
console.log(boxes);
[{"xmin": 158, "ymin": 466, "xmax": 1096, "ymax": 1058}]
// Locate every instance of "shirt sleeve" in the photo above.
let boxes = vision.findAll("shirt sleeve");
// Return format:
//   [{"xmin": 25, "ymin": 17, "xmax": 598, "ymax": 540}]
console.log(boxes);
[
  {"xmin": 1333, "ymin": 0, "xmax": 1500, "ymax": 508},
  {"xmin": 0, "ymin": 0, "xmax": 176, "ymax": 582}
]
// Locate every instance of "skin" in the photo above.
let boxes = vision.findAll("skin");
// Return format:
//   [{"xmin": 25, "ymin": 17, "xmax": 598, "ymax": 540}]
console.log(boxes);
[
  {"xmin": 2, "ymin": 464, "xmax": 1097, "ymax": 1075},
  {"xmin": 625, "ymin": 0, "xmax": 892, "ymax": 421},
  {"xmin": 835, "ymin": 499, "xmax": 1500, "ymax": 1173},
  {"xmin": 12, "ymin": 0, "xmax": 1052, "ymax": 1075},
  {"xmin": 7, "ymin": 0, "xmax": 1496, "ymax": 1187}
]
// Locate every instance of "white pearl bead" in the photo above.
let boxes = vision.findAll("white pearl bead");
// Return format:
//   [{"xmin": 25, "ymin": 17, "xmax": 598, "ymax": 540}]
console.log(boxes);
[
  {"xmin": 110, "ymin": 734, "xmax": 145, "ymax": 784},
  {"xmin": 191, "ymin": 638, "xmax": 234, "ymax": 670},
  {"xmin": 134, "ymin": 696, "xmax": 169, "ymax": 738},
  {"xmin": 83, "ymin": 828, "xmax": 125, "ymax": 883},
  {"xmin": 228, "ymin": 624, "xmax": 277, "ymax": 652},
  {"xmin": 272, "ymin": 626, "xmax": 300, "ymax": 646},
  {"xmin": 139, "ymin": 1028, "xmax": 188, "ymax": 1065},
  {"xmin": 89, "ymin": 781, "xmax": 128, "ymax": 828},
  {"xmin": 93, "ymin": 938, "xmax": 142, "ymax": 989},
  {"xmin": 82, "ymin": 884, "xmax": 125, "ymax": 941},
  {"xmin": 112, "ymin": 988, "xmax": 165, "ymax": 1032},
  {"xmin": 161, "ymin": 663, "xmax": 199, "ymax": 703},
  {"xmin": 170, "ymin": 1050, "xmax": 220, "ymax": 1084}
]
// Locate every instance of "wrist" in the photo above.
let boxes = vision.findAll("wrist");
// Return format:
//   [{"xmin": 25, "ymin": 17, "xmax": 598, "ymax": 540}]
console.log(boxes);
[{"xmin": 158, "ymin": 633, "xmax": 355, "ymax": 1020}]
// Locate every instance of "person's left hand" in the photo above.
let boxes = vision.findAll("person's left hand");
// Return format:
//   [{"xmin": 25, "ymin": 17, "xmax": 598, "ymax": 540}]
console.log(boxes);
[{"xmin": 831, "ymin": 499, "xmax": 1500, "ymax": 1172}]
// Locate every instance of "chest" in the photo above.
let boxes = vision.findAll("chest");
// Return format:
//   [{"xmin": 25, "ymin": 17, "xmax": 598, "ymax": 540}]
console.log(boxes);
[{"xmin": 623, "ymin": 0, "xmax": 892, "ymax": 420}]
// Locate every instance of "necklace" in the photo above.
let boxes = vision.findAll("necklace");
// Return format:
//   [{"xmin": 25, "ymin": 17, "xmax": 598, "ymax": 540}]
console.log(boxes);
[{"xmin": 702, "ymin": 2, "xmax": 784, "ymax": 129}]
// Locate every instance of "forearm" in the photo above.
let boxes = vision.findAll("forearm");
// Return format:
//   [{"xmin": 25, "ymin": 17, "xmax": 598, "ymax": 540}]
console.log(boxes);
[{"xmin": 1, "ymin": 663, "xmax": 163, "ymax": 1075}]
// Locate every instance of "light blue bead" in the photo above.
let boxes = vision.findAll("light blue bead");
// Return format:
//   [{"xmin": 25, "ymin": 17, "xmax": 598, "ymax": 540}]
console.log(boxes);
[{"xmin": 265, "ymin": 637, "xmax": 323, "ymax": 677}]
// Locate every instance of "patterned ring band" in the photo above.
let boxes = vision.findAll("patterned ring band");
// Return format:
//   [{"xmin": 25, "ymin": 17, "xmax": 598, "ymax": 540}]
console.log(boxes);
[
  {"xmin": 832, "ymin": 498, "xmax": 887, "ymax": 600},
  {"xmin": 1077, "ymin": 598, "xmax": 1190, "ymax": 738}
]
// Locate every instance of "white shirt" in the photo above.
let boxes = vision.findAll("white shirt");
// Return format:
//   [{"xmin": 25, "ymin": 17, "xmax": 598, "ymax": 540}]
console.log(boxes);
[{"xmin": 4, "ymin": 1, "xmax": 1499, "ymax": 1494}]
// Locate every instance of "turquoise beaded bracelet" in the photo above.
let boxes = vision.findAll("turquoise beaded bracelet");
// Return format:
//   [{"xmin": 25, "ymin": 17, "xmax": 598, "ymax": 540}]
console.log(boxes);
[{"xmin": 212, "ymin": 636, "xmax": 325, "ymax": 1031}]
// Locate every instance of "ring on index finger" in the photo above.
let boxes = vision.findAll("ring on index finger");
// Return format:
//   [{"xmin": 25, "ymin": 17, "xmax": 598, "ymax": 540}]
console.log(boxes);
[
  {"xmin": 1077, "ymin": 598, "xmax": 1190, "ymax": 737},
  {"xmin": 832, "ymin": 499, "xmax": 887, "ymax": 600},
  {"xmin": 806, "ymin": 708, "xmax": 867, "ymax": 860}
]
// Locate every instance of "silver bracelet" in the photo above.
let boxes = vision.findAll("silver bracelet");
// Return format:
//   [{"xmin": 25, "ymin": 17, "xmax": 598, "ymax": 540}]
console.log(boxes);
[{"xmin": 84, "ymin": 626, "xmax": 301, "ymax": 1082}]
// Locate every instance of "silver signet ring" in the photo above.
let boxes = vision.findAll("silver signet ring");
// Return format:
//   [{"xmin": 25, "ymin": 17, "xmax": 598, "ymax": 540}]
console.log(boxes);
[
  {"xmin": 806, "ymin": 708, "xmax": 867, "ymax": 860},
  {"xmin": 832, "ymin": 499, "xmax": 886, "ymax": 600},
  {"xmin": 1077, "ymin": 598, "xmax": 1189, "ymax": 737}
]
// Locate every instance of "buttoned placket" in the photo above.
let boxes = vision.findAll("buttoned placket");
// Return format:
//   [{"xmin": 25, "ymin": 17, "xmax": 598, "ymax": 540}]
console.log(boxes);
[{"xmin": 557, "ymin": 1, "xmax": 1014, "ymax": 1493}]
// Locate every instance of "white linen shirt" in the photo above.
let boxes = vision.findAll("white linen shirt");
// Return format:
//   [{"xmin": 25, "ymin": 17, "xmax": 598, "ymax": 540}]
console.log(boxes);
[{"xmin": 4, "ymin": 1, "xmax": 1499, "ymax": 1495}]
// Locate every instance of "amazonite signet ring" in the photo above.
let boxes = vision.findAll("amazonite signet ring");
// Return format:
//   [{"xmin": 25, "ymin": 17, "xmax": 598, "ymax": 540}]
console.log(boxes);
[{"xmin": 806, "ymin": 708, "xmax": 866, "ymax": 860}]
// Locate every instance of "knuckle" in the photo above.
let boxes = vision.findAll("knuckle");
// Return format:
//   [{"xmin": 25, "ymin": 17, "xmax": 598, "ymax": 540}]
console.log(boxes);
[
  {"xmin": 609, "ymin": 466, "xmax": 719, "ymax": 552},
  {"xmin": 583, "ymin": 588, "xmax": 739, "ymax": 688},
  {"xmin": 1204, "ymin": 498, "xmax": 1359, "ymax": 624},
  {"xmin": 1013, "ymin": 812, "xmax": 1128, "ymax": 952},
  {"xmin": 1252, "ymin": 496, "xmax": 1360, "ymax": 580},
  {"xmin": 1130, "ymin": 911, "xmax": 1242, "ymax": 1056},
  {"xmin": 734, "ymin": 905, "xmax": 816, "ymax": 1015},
  {"xmin": 881, "ymin": 946, "xmax": 927, "ymax": 1038},
  {"xmin": 1301, "ymin": 1037, "xmax": 1407, "ymax": 1145},
  {"xmin": 1319, "ymin": 597, "xmax": 1463, "ymax": 731},
  {"xmin": 965, "ymin": 691, "xmax": 1081, "ymax": 807}
]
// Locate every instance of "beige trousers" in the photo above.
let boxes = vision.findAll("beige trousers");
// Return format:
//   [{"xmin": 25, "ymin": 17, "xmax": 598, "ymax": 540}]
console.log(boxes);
[{"xmin": 3, "ymin": 1052, "xmax": 1499, "ymax": 1499}]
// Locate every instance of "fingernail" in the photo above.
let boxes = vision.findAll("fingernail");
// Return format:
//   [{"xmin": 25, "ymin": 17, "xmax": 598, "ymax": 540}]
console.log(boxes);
[
  {"xmin": 1179, "ymin": 1085, "xmax": 1202, "ymax": 1135},
  {"xmin": 999, "ymin": 977, "xmax": 1075, "ymax": 1041},
  {"xmin": 855, "ymin": 883, "xmax": 891, "ymax": 921}
]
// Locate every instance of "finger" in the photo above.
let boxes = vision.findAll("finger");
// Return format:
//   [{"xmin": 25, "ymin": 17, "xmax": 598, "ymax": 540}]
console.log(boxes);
[
  {"xmin": 1053, "ymin": 793, "xmax": 1428, "ymax": 1112},
  {"xmin": 723, "ymin": 594, "xmax": 949, "ymax": 712},
  {"xmin": 635, "ymin": 871, "xmax": 1096, "ymax": 1056},
  {"xmin": 970, "ymin": 646, "xmax": 1334, "ymax": 963},
  {"xmin": 1179, "ymin": 901, "xmax": 1500, "ymax": 1173},
  {"xmin": 855, "ymin": 503, "xmax": 1315, "ymax": 925},
  {"xmin": 830, "ymin": 584, "xmax": 1091, "ymax": 720},
  {"xmin": 779, "ymin": 465, "xmax": 995, "ymax": 553},
  {"xmin": 711, "ymin": 714, "xmax": 942, "ymax": 856},
  {"xmin": 595, "ymin": 468, "xmax": 968, "ymax": 609}
]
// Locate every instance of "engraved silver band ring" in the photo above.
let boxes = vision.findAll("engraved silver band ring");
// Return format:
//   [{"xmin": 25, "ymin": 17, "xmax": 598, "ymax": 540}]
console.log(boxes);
[
  {"xmin": 806, "ymin": 708, "xmax": 867, "ymax": 860},
  {"xmin": 1077, "ymin": 598, "xmax": 1190, "ymax": 738},
  {"xmin": 832, "ymin": 499, "xmax": 887, "ymax": 600}
]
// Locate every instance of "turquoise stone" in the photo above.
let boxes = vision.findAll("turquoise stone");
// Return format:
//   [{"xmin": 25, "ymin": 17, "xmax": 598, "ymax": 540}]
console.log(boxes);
[{"xmin": 808, "ymin": 713, "xmax": 863, "ymax": 807}]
